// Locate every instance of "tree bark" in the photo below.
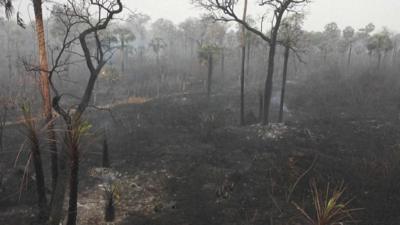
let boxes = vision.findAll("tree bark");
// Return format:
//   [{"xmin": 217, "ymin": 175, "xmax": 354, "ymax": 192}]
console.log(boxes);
[
  {"xmin": 49, "ymin": 144, "xmax": 68, "ymax": 225},
  {"xmin": 240, "ymin": 0, "xmax": 248, "ymax": 126},
  {"xmin": 66, "ymin": 129, "xmax": 79, "ymax": 225},
  {"xmin": 262, "ymin": 7, "xmax": 286, "ymax": 125},
  {"xmin": 221, "ymin": 48, "xmax": 225, "ymax": 79},
  {"xmin": 246, "ymin": 40, "xmax": 251, "ymax": 77},
  {"xmin": 263, "ymin": 35, "xmax": 278, "ymax": 125},
  {"xmin": 240, "ymin": 44, "xmax": 246, "ymax": 125},
  {"xmin": 207, "ymin": 53, "xmax": 213, "ymax": 100},
  {"xmin": 30, "ymin": 126, "xmax": 49, "ymax": 223},
  {"xmin": 377, "ymin": 51, "xmax": 382, "ymax": 70},
  {"xmin": 102, "ymin": 134, "xmax": 110, "ymax": 168},
  {"xmin": 347, "ymin": 44, "xmax": 352, "ymax": 70},
  {"xmin": 33, "ymin": 0, "xmax": 58, "ymax": 192},
  {"xmin": 121, "ymin": 38, "xmax": 125, "ymax": 74},
  {"xmin": 279, "ymin": 46, "xmax": 290, "ymax": 123}
]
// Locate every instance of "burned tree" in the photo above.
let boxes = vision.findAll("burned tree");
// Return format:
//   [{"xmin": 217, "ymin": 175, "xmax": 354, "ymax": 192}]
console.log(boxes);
[
  {"xmin": 48, "ymin": 1, "xmax": 123, "ymax": 225},
  {"xmin": 240, "ymin": 0, "xmax": 248, "ymax": 125},
  {"xmin": 278, "ymin": 13, "xmax": 304, "ymax": 122},
  {"xmin": 194, "ymin": 0, "xmax": 310, "ymax": 124}
]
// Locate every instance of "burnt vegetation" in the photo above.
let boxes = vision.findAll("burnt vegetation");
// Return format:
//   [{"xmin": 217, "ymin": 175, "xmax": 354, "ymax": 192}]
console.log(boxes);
[{"xmin": 0, "ymin": 0, "xmax": 400, "ymax": 225}]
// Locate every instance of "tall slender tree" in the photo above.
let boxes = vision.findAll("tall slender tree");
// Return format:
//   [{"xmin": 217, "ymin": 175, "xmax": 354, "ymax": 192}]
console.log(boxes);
[
  {"xmin": 194, "ymin": 0, "xmax": 310, "ymax": 124},
  {"xmin": 343, "ymin": 26, "xmax": 355, "ymax": 69},
  {"xmin": 32, "ymin": 0, "xmax": 59, "ymax": 194},
  {"xmin": 278, "ymin": 14, "xmax": 303, "ymax": 122},
  {"xmin": 240, "ymin": 0, "xmax": 248, "ymax": 125},
  {"xmin": 114, "ymin": 26, "xmax": 135, "ymax": 74}
]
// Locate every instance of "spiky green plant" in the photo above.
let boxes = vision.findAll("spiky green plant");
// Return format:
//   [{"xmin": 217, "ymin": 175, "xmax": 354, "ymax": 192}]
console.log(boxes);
[{"xmin": 293, "ymin": 181, "xmax": 360, "ymax": 225}]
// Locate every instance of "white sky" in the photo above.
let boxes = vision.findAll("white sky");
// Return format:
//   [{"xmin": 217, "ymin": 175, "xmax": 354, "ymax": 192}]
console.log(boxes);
[
  {"xmin": 122, "ymin": 0, "xmax": 400, "ymax": 32},
  {"xmin": 7, "ymin": 0, "xmax": 400, "ymax": 32}
]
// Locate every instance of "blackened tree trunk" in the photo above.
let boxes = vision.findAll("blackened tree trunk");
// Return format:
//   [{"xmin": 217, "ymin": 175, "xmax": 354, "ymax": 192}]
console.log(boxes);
[
  {"xmin": 259, "ymin": 90, "xmax": 263, "ymax": 121},
  {"xmin": 278, "ymin": 46, "xmax": 290, "ymax": 123},
  {"xmin": 22, "ymin": 107, "xmax": 49, "ymax": 223},
  {"xmin": 221, "ymin": 48, "xmax": 225, "ymax": 79},
  {"xmin": 263, "ymin": 34, "xmax": 278, "ymax": 125},
  {"xmin": 347, "ymin": 44, "xmax": 352, "ymax": 69},
  {"xmin": 240, "ymin": 45, "xmax": 246, "ymax": 125},
  {"xmin": 49, "ymin": 144, "xmax": 68, "ymax": 225},
  {"xmin": 102, "ymin": 134, "xmax": 110, "ymax": 168},
  {"xmin": 121, "ymin": 38, "xmax": 125, "ymax": 74},
  {"xmin": 31, "ymin": 137, "xmax": 49, "ymax": 223},
  {"xmin": 240, "ymin": 0, "xmax": 248, "ymax": 126},
  {"xmin": 0, "ymin": 106, "xmax": 7, "ymax": 152},
  {"xmin": 207, "ymin": 53, "xmax": 213, "ymax": 100},
  {"xmin": 66, "ymin": 136, "xmax": 79, "ymax": 225},
  {"xmin": 377, "ymin": 51, "xmax": 382, "ymax": 70},
  {"xmin": 246, "ymin": 40, "xmax": 251, "ymax": 77},
  {"xmin": 262, "ymin": 8, "xmax": 286, "ymax": 125}
]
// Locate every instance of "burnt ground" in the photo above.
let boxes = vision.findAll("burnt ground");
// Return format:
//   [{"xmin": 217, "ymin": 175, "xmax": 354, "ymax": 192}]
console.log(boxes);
[{"xmin": 2, "ymin": 90, "xmax": 400, "ymax": 225}]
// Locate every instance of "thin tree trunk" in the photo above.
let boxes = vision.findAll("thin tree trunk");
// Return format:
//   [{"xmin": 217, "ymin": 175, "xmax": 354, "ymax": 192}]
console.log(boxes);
[
  {"xmin": 22, "ymin": 106, "xmax": 49, "ymax": 222},
  {"xmin": 33, "ymin": 0, "xmax": 58, "ymax": 192},
  {"xmin": 49, "ymin": 144, "xmax": 68, "ymax": 225},
  {"xmin": 347, "ymin": 44, "xmax": 352, "ymax": 70},
  {"xmin": 31, "ymin": 138, "xmax": 49, "ymax": 223},
  {"xmin": 102, "ymin": 134, "xmax": 110, "ymax": 168},
  {"xmin": 0, "ymin": 106, "xmax": 6, "ymax": 152},
  {"xmin": 246, "ymin": 40, "xmax": 251, "ymax": 77},
  {"xmin": 263, "ymin": 38, "xmax": 278, "ymax": 125},
  {"xmin": 392, "ymin": 44, "xmax": 397, "ymax": 68},
  {"xmin": 377, "ymin": 52, "xmax": 382, "ymax": 70},
  {"xmin": 240, "ymin": 0, "xmax": 248, "ymax": 126},
  {"xmin": 207, "ymin": 53, "xmax": 213, "ymax": 100},
  {"xmin": 259, "ymin": 90, "xmax": 263, "ymax": 122},
  {"xmin": 66, "ymin": 135, "xmax": 79, "ymax": 225},
  {"xmin": 240, "ymin": 44, "xmax": 246, "ymax": 125},
  {"xmin": 121, "ymin": 38, "xmax": 125, "ymax": 74},
  {"xmin": 279, "ymin": 46, "xmax": 290, "ymax": 123},
  {"xmin": 221, "ymin": 48, "xmax": 225, "ymax": 79},
  {"xmin": 262, "ymin": 9, "xmax": 285, "ymax": 125}
]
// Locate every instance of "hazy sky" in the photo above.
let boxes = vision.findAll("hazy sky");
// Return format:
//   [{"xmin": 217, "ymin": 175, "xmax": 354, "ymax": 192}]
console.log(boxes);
[{"xmin": 124, "ymin": 0, "xmax": 400, "ymax": 32}]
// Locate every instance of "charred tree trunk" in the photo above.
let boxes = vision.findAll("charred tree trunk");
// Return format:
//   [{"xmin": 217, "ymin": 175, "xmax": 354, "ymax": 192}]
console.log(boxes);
[
  {"xmin": 31, "ymin": 137, "xmax": 49, "ymax": 223},
  {"xmin": 240, "ymin": 0, "xmax": 248, "ymax": 125},
  {"xmin": 259, "ymin": 90, "xmax": 263, "ymax": 122},
  {"xmin": 33, "ymin": 0, "xmax": 58, "ymax": 192},
  {"xmin": 263, "ymin": 34, "xmax": 278, "ymax": 125},
  {"xmin": 49, "ymin": 144, "xmax": 68, "ymax": 225},
  {"xmin": 51, "ymin": 2, "xmax": 123, "ymax": 225},
  {"xmin": 279, "ymin": 46, "xmax": 290, "ymax": 123},
  {"xmin": 207, "ymin": 53, "xmax": 213, "ymax": 100},
  {"xmin": 240, "ymin": 45, "xmax": 246, "ymax": 126},
  {"xmin": 121, "ymin": 38, "xmax": 125, "ymax": 74},
  {"xmin": 221, "ymin": 48, "xmax": 225, "ymax": 79},
  {"xmin": 0, "ymin": 106, "xmax": 7, "ymax": 152},
  {"xmin": 347, "ymin": 44, "xmax": 352, "ymax": 70},
  {"xmin": 66, "ymin": 139, "xmax": 79, "ymax": 225},
  {"xmin": 102, "ymin": 134, "xmax": 110, "ymax": 168},
  {"xmin": 377, "ymin": 51, "xmax": 382, "ymax": 70},
  {"xmin": 246, "ymin": 40, "xmax": 251, "ymax": 77},
  {"xmin": 262, "ymin": 6, "xmax": 286, "ymax": 125}
]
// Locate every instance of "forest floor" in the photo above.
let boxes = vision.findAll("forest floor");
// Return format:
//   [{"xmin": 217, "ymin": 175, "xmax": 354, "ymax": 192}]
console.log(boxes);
[{"xmin": 1, "ymin": 90, "xmax": 400, "ymax": 225}]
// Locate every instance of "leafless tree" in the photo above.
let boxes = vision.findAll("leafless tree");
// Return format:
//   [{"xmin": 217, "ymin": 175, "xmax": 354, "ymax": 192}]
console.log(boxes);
[
  {"xmin": 240, "ymin": 0, "xmax": 248, "ymax": 125},
  {"xmin": 48, "ymin": 1, "xmax": 123, "ymax": 225}
]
